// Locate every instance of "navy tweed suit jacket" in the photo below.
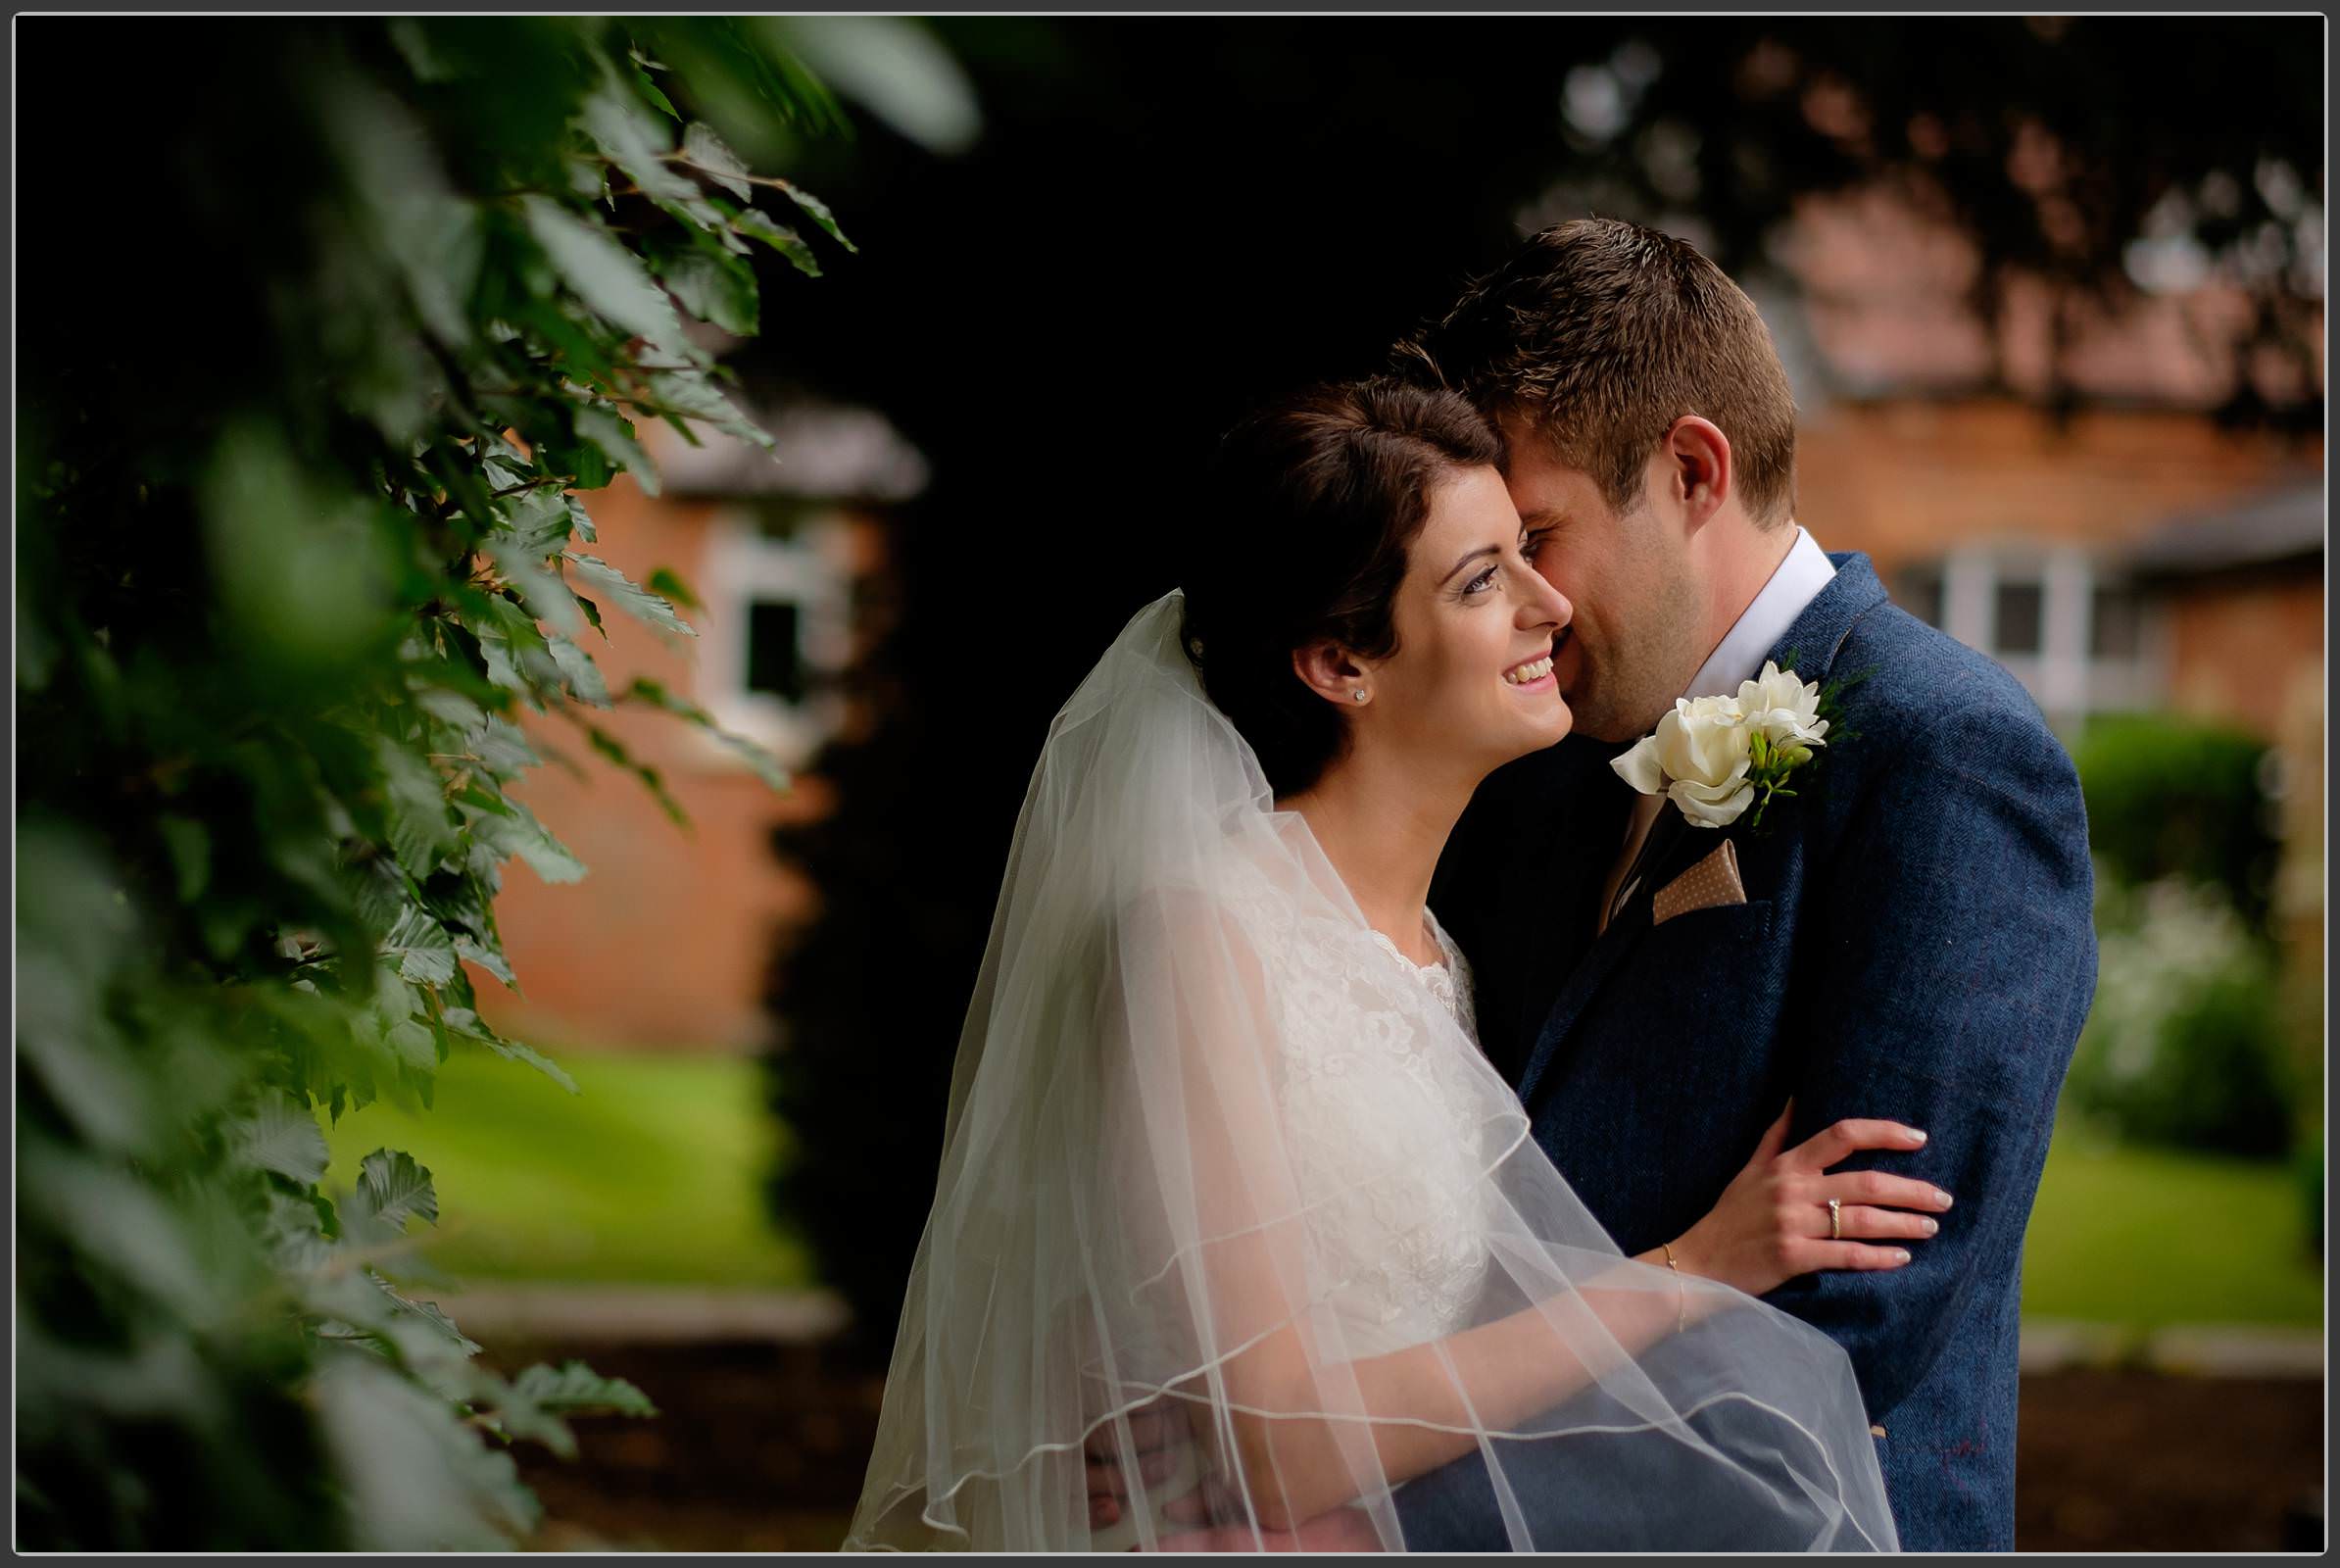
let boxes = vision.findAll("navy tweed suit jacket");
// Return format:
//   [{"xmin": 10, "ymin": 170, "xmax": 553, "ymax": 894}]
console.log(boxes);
[{"xmin": 1393, "ymin": 553, "xmax": 2097, "ymax": 1551}]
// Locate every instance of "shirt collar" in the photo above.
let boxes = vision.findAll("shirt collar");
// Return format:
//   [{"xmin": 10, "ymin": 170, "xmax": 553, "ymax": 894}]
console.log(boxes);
[{"xmin": 1682, "ymin": 526, "xmax": 1837, "ymax": 701}]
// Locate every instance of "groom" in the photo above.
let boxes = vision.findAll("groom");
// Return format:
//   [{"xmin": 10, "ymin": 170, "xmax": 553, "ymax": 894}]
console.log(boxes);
[{"xmin": 1387, "ymin": 219, "xmax": 2098, "ymax": 1551}]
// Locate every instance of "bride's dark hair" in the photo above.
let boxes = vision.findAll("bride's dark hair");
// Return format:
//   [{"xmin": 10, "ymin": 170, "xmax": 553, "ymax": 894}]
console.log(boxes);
[{"xmin": 1180, "ymin": 376, "xmax": 1503, "ymax": 797}]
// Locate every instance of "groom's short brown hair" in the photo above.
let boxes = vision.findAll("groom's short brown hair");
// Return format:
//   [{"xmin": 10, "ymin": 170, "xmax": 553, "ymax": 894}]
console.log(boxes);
[{"xmin": 1395, "ymin": 218, "xmax": 1799, "ymax": 527}]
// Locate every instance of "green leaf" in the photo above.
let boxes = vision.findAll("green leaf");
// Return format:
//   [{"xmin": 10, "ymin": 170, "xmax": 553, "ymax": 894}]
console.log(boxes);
[
  {"xmin": 570, "ymin": 407, "xmax": 658, "ymax": 498},
  {"xmin": 520, "ymin": 195, "xmax": 689, "ymax": 360},
  {"xmin": 382, "ymin": 904, "xmax": 459, "ymax": 986},
  {"xmin": 765, "ymin": 14, "xmax": 981, "ymax": 155},
  {"xmin": 624, "ymin": 676, "xmax": 788, "ymax": 791},
  {"xmin": 731, "ymin": 206, "xmax": 821, "ymax": 277},
  {"xmin": 234, "ymin": 1097, "xmax": 331, "ymax": 1185},
  {"xmin": 644, "ymin": 369, "xmax": 775, "ymax": 451},
  {"xmin": 474, "ymin": 798, "xmax": 589, "ymax": 885},
  {"xmin": 413, "ymin": 685, "xmax": 488, "ymax": 732},
  {"xmin": 473, "ymin": 1031, "xmax": 578, "ymax": 1095},
  {"xmin": 645, "ymin": 566, "xmax": 702, "ymax": 610},
  {"xmin": 512, "ymin": 1359, "xmax": 658, "ymax": 1419},
  {"xmin": 579, "ymin": 80, "xmax": 697, "ymax": 205},
  {"xmin": 650, "ymin": 189, "xmax": 742, "ymax": 246},
  {"xmin": 649, "ymin": 241, "xmax": 759, "ymax": 336},
  {"xmin": 682, "ymin": 120, "xmax": 754, "ymax": 200},
  {"xmin": 546, "ymin": 633, "xmax": 610, "ymax": 708},
  {"xmin": 352, "ymin": 1147, "xmax": 440, "ymax": 1232},
  {"xmin": 466, "ymin": 715, "xmax": 539, "ymax": 775},
  {"xmin": 379, "ymin": 1283, "xmax": 481, "ymax": 1360},
  {"xmin": 486, "ymin": 538, "xmax": 583, "ymax": 639},
  {"xmin": 632, "ymin": 65, "xmax": 680, "ymax": 121},
  {"xmin": 378, "ymin": 741, "xmax": 460, "ymax": 880},
  {"xmin": 563, "ymin": 553, "xmax": 697, "ymax": 639},
  {"xmin": 491, "ymin": 486, "xmax": 576, "ymax": 557},
  {"xmin": 437, "ymin": 1003, "xmax": 576, "ymax": 1092},
  {"xmin": 780, "ymin": 179, "xmax": 856, "ymax": 252},
  {"xmin": 584, "ymin": 722, "xmax": 689, "ymax": 826},
  {"xmin": 452, "ymin": 935, "xmax": 517, "ymax": 990}
]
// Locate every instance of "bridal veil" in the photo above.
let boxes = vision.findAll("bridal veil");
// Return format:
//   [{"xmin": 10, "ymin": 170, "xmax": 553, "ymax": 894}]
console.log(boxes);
[{"xmin": 844, "ymin": 592, "xmax": 1898, "ymax": 1551}]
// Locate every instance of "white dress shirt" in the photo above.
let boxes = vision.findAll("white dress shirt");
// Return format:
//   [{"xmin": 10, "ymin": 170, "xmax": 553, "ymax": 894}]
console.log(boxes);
[{"xmin": 1598, "ymin": 528, "xmax": 1837, "ymax": 929}]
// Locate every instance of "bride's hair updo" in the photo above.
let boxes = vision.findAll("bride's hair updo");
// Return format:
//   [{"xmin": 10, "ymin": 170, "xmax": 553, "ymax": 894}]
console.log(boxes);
[{"xmin": 1180, "ymin": 376, "xmax": 1502, "ymax": 797}]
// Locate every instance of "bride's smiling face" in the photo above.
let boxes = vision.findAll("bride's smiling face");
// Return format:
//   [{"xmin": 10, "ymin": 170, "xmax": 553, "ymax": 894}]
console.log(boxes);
[{"xmin": 1330, "ymin": 465, "xmax": 1575, "ymax": 771}]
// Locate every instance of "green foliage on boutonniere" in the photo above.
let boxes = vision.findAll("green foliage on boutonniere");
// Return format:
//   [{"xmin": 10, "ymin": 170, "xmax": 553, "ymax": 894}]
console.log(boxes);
[
  {"xmin": 1743, "ymin": 653, "xmax": 1874, "ymax": 832},
  {"xmin": 1744, "ymin": 728, "xmax": 1814, "ymax": 831}
]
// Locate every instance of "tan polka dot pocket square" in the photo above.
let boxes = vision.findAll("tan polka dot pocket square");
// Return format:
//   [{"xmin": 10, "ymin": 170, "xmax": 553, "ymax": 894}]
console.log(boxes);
[{"xmin": 1652, "ymin": 840, "xmax": 1747, "ymax": 926}]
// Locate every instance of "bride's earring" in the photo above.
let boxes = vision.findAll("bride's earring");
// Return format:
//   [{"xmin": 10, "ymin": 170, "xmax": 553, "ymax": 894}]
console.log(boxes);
[{"xmin": 1350, "ymin": 689, "xmax": 1369, "ymax": 704}]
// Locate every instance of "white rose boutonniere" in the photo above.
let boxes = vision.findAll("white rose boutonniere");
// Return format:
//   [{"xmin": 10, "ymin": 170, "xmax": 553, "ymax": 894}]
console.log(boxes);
[{"xmin": 1613, "ymin": 662, "xmax": 1831, "ymax": 831}]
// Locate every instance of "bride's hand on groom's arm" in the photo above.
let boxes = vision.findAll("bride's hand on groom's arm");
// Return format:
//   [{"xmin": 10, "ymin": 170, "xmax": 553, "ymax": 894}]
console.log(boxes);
[
  {"xmin": 1085, "ymin": 1394, "xmax": 1187, "ymax": 1529},
  {"xmin": 1667, "ymin": 1101, "xmax": 1951, "ymax": 1299}
]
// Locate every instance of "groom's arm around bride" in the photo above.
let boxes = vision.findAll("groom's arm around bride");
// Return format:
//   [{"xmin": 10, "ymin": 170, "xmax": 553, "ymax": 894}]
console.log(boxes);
[
  {"xmin": 1389, "ymin": 218, "xmax": 2099, "ymax": 1552},
  {"xmin": 1745, "ymin": 648, "xmax": 2099, "ymax": 1542},
  {"xmin": 1398, "ymin": 578, "xmax": 2098, "ymax": 1554}
]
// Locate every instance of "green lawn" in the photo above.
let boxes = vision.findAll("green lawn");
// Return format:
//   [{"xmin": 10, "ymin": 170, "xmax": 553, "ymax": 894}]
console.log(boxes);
[
  {"xmin": 323, "ymin": 1053, "xmax": 2321, "ymax": 1333},
  {"xmin": 2021, "ymin": 1123, "xmax": 2323, "ymax": 1328},
  {"xmin": 320, "ymin": 1046, "xmax": 811, "ymax": 1288}
]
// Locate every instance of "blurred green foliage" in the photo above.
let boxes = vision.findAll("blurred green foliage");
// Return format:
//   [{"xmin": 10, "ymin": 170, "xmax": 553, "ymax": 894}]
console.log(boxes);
[
  {"xmin": 16, "ymin": 17, "xmax": 853, "ymax": 1548},
  {"xmin": 2071, "ymin": 712, "xmax": 2281, "ymax": 930},
  {"xmin": 2066, "ymin": 879, "xmax": 2296, "ymax": 1159},
  {"xmin": 2063, "ymin": 714, "xmax": 2297, "ymax": 1160}
]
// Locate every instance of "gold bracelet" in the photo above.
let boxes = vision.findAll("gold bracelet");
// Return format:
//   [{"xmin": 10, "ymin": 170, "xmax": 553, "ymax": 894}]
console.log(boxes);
[{"xmin": 1661, "ymin": 1242, "xmax": 1686, "ymax": 1334}]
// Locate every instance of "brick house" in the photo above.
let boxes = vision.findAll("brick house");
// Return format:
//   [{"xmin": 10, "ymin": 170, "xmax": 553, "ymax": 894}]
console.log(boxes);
[
  {"xmin": 469, "ymin": 401, "xmax": 917, "ymax": 1054},
  {"xmin": 1781, "ymin": 187, "xmax": 2322, "ymax": 1023},
  {"xmin": 1781, "ymin": 187, "xmax": 2321, "ymax": 738},
  {"xmin": 479, "ymin": 190, "xmax": 2321, "ymax": 1055}
]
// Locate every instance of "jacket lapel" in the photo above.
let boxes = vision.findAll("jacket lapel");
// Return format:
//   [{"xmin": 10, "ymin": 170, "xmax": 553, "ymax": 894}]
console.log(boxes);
[
  {"xmin": 1515, "ymin": 811, "xmax": 1691, "ymax": 1107},
  {"xmin": 1513, "ymin": 554, "xmax": 1889, "ymax": 1112}
]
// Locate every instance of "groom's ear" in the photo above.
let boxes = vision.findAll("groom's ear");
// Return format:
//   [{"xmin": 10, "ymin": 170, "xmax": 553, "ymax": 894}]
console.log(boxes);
[
  {"xmin": 1662, "ymin": 416, "xmax": 1734, "ymax": 534},
  {"xmin": 1291, "ymin": 641, "xmax": 1371, "ymax": 709}
]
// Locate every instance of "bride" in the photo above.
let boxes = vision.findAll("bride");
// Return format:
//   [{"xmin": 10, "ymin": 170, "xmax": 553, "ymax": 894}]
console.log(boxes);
[{"xmin": 845, "ymin": 379, "xmax": 1929, "ymax": 1552}]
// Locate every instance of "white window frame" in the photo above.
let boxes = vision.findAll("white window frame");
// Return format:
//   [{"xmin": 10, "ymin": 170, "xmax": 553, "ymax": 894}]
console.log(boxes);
[
  {"xmin": 1917, "ymin": 543, "xmax": 2168, "ymax": 724},
  {"xmin": 694, "ymin": 510, "xmax": 854, "ymax": 771}
]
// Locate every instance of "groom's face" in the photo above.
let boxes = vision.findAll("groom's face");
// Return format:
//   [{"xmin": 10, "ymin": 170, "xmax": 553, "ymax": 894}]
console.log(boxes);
[{"xmin": 1498, "ymin": 418, "xmax": 1704, "ymax": 744}]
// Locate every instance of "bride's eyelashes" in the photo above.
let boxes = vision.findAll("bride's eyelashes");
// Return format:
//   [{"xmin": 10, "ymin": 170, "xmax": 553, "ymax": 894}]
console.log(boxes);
[{"xmin": 1458, "ymin": 536, "xmax": 1547, "ymax": 602}]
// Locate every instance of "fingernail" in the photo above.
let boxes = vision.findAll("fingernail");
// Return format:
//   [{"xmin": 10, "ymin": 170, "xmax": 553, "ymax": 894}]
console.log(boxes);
[
  {"xmin": 1909, "ymin": 1129, "xmax": 1927, "ymax": 1144},
  {"xmin": 1934, "ymin": 1190, "xmax": 1954, "ymax": 1208},
  {"xmin": 1894, "ymin": 1250, "xmax": 1912, "ymax": 1264},
  {"xmin": 1922, "ymin": 1218, "xmax": 1939, "ymax": 1236}
]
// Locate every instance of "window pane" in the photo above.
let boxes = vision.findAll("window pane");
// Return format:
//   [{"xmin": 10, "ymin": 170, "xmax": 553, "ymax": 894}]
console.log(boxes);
[
  {"xmin": 2090, "ymin": 582, "xmax": 2142, "ymax": 660},
  {"xmin": 1993, "ymin": 578, "xmax": 2044, "ymax": 656},
  {"xmin": 747, "ymin": 600, "xmax": 807, "ymax": 704},
  {"xmin": 1895, "ymin": 565, "xmax": 1944, "ymax": 626}
]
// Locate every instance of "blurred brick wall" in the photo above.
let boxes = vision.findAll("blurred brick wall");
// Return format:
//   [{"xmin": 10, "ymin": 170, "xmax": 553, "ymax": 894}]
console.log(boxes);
[
  {"xmin": 466, "ymin": 473, "xmax": 830, "ymax": 1055},
  {"xmin": 1796, "ymin": 400, "xmax": 2318, "ymax": 579}
]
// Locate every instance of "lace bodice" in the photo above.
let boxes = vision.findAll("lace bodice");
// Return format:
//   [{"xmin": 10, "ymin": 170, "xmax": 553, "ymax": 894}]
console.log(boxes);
[{"xmin": 1216, "ymin": 858, "xmax": 1503, "ymax": 1355}]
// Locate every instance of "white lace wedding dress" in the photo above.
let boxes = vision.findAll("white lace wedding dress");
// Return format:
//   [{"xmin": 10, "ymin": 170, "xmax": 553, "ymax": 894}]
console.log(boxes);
[
  {"xmin": 1095, "ymin": 875, "xmax": 1509, "ymax": 1550},
  {"xmin": 1219, "ymin": 855, "xmax": 1506, "ymax": 1359},
  {"xmin": 844, "ymin": 591, "xmax": 1899, "ymax": 1552}
]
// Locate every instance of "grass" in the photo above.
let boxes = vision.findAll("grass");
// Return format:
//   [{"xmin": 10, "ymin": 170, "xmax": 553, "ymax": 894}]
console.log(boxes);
[
  {"xmin": 320, "ymin": 1046, "xmax": 811, "ymax": 1289},
  {"xmin": 2021, "ymin": 1122, "xmax": 2323, "ymax": 1329},
  {"xmin": 323, "ymin": 1053, "xmax": 2321, "ymax": 1334}
]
